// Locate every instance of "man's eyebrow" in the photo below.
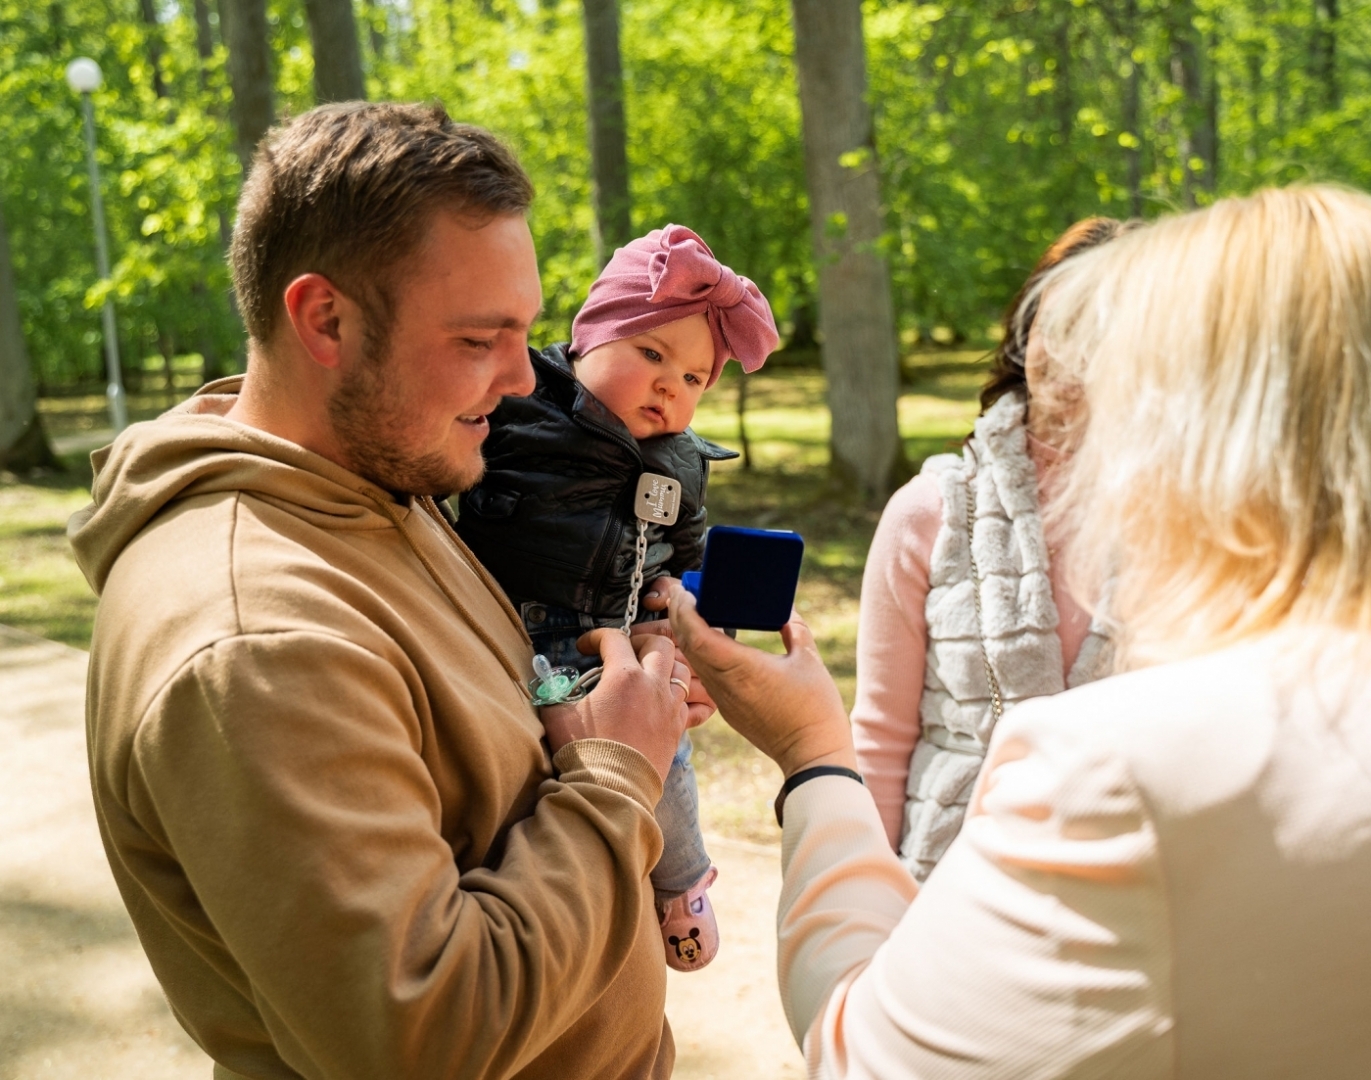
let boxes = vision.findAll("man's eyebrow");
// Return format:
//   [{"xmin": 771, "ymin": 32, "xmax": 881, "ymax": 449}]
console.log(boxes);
[{"xmin": 444, "ymin": 306, "xmax": 543, "ymax": 332}]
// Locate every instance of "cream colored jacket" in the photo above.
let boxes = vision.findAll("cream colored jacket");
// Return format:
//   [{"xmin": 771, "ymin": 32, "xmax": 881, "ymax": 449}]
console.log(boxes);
[
  {"xmin": 69, "ymin": 383, "xmax": 673, "ymax": 1080},
  {"xmin": 779, "ymin": 629, "xmax": 1371, "ymax": 1078}
]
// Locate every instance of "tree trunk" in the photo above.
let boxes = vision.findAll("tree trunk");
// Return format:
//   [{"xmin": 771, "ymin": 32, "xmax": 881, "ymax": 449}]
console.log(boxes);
[
  {"xmin": 0, "ymin": 201, "xmax": 59, "ymax": 472},
  {"xmin": 790, "ymin": 0, "xmax": 904, "ymax": 500},
  {"xmin": 1169, "ymin": 0, "xmax": 1215, "ymax": 202},
  {"xmin": 1053, "ymin": 13, "xmax": 1074, "ymax": 146},
  {"xmin": 188, "ymin": 0, "xmax": 244, "ymax": 377},
  {"xmin": 193, "ymin": 0, "xmax": 216, "ymax": 64},
  {"xmin": 1121, "ymin": 0, "xmax": 1144, "ymax": 217},
  {"xmin": 207, "ymin": 210, "xmax": 246, "ymax": 378},
  {"xmin": 363, "ymin": 0, "xmax": 387, "ymax": 66},
  {"xmin": 47, "ymin": 2, "xmax": 64, "ymax": 51},
  {"xmin": 303, "ymin": 0, "xmax": 367, "ymax": 104},
  {"xmin": 159, "ymin": 327, "xmax": 178, "ymax": 404},
  {"xmin": 736, "ymin": 367, "xmax": 752, "ymax": 471},
  {"xmin": 1204, "ymin": 26, "xmax": 1219, "ymax": 189},
  {"xmin": 219, "ymin": 0, "xmax": 276, "ymax": 170},
  {"xmin": 1052, "ymin": 11, "xmax": 1077, "ymax": 227},
  {"xmin": 581, "ymin": 0, "xmax": 633, "ymax": 263},
  {"xmin": 1312, "ymin": 0, "xmax": 1340, "ymax": 109},
  {"xmin": 138, "ymin": 0, "xmax": 168, "ymax": 98}
]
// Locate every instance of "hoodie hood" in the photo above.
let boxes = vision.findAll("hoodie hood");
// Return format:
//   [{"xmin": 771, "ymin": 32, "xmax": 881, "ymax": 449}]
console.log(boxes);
[{"xmin": 69, "ymin": 376, "xmax": 408, "ymax": 596}]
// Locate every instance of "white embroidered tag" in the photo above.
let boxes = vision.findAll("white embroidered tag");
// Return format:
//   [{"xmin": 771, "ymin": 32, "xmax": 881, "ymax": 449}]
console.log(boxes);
[{"xmin": 634, "ymin": 472, "xmax": 681, "ymax": 526}]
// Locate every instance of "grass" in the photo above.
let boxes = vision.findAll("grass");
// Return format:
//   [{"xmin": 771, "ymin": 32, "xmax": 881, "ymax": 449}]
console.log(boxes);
[
  {"xmin": 0, "ymin": 467, "xmax": 99, "ymax": 648},
  {"xmin": 4, "ymin": 354, "xmax": 986, "ymax": 844}
]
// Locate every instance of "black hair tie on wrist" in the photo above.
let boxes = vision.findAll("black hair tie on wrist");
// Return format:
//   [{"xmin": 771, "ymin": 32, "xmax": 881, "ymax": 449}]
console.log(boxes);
[{"xmin": 774, "ymin": 766, "xmax": 864, "ymax": 827}]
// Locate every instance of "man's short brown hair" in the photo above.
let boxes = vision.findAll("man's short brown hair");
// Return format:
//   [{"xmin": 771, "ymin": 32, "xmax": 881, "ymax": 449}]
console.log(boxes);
[{"xmin": 230, "ymin": 102, "xmax": 534, "ymax": 345}]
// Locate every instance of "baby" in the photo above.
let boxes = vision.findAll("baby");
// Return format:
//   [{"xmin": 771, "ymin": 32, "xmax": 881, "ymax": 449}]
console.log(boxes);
[{"xmin": 457, "ymin": 224, "xmax": 777, "ymax": 971}]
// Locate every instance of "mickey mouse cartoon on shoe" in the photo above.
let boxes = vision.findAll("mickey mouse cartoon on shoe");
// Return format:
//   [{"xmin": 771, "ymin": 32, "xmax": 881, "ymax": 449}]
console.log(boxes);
[{"xmin": 669, "ymin": 927, "xmax": 702, "ymax": 964}]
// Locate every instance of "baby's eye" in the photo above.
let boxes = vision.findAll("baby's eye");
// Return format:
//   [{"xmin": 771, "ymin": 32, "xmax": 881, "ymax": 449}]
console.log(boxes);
[
  {"xmin": 642, "ymin": 348, "xmax": 662, "ymax": 362},
  {"xmin": 684, "ymin": 373, "xmax": 701, "ymax": 386}
]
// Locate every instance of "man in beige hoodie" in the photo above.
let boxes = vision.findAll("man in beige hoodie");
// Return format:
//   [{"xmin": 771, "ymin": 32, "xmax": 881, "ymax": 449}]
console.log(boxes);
[{"xmin": 68, "ymin": 103, "xmax": 700, "ymax": 1080}]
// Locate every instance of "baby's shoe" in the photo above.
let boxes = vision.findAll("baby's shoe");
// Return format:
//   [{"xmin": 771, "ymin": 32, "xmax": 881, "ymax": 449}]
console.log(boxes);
[{"xmin": 657, "ymin": 865, "xmax": 719, "ymax": 972}]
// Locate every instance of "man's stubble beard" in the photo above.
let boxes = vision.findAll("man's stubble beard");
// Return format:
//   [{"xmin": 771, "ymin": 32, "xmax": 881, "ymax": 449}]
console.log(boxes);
[{"xmin": 326, "ymin": 333, "xmax": 487, "ymax": 497}]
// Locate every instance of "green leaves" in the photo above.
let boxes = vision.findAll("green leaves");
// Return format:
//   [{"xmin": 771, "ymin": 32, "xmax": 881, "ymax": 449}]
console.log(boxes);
[
  {"xmin": 3, "ymin": 0, "xmax": 1369, "ymax": 388},
  {"xmin": 0, "ymin": 0, "xmax": 240, "ymax": 385}
]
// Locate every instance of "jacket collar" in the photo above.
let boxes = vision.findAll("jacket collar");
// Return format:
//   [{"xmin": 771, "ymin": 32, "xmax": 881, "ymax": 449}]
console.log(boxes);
[{"xmin": 535, "ymin": 343, "xmax": 628, "ymax": 434}]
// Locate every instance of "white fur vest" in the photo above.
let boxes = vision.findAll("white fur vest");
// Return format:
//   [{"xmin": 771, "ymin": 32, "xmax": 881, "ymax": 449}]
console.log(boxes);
[{"xmin": 898, "ymin": 390, "xmax": 1112, "ymax": 882}]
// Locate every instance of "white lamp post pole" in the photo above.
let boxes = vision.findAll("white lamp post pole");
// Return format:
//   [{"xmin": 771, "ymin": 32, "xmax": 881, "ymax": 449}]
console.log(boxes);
[{"xmin": 66, "ymin": 57, "xmax": 128, "ymax": 433}]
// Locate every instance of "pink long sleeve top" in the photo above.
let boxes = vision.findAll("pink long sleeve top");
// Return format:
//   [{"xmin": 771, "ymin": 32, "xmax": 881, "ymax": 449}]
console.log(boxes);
[{"xmin": 851, "ymin": 433, "xmax": 1094, "ymax": 849}]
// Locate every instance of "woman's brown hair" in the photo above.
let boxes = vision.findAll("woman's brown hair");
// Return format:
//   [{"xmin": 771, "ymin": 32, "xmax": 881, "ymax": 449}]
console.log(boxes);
[{"xmin": 979, "ymin": 216, "xmax": 1135, "ymax": 413}]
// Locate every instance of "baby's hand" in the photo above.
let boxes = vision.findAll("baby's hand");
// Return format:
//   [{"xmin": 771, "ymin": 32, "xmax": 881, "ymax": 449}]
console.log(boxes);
[{"xmin": 640, "ymin": 575, "xmax": 674, "ymax": 614}]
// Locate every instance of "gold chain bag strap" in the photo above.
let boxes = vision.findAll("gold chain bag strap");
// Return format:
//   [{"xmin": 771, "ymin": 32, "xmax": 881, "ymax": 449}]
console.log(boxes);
[{"xmin": 963, "ymin": 464, "xmax": 1005, "ymax": 723}]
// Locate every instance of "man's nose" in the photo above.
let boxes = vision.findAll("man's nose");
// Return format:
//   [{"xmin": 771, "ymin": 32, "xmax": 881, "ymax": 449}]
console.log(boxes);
[{"xmin": 498, "ymin": 339, "xmax": 537, "ymax": 397}]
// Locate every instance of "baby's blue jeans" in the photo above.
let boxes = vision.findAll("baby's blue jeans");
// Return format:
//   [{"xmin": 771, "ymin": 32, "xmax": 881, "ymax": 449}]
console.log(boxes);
[{"xmin": 522, "ymin": 601, "xmax": 712, "ymax": 902}]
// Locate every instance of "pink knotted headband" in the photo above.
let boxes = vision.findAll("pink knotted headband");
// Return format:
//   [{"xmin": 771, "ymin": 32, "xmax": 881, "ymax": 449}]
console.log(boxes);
[{"xmin": 570, "ymin": 224, "xmax": 779, "ymax": 387}]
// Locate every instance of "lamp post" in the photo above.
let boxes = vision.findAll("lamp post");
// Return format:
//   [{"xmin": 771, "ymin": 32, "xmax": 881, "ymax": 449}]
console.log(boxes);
[{"xmin": 65, "ymin": 57, "xmax": 128, "ymax": 433}]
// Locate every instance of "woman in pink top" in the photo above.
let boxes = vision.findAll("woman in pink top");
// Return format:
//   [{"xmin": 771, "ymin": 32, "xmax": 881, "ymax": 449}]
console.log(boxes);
[{"xmin": 853, "ymin": 218, "xmax": 1131, "ymax": 875}]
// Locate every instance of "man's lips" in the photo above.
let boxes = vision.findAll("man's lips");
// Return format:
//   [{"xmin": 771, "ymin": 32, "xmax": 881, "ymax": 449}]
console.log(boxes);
[{"xmin": 457, "ymin": 414, "xmax": 490, "ymax": 432}]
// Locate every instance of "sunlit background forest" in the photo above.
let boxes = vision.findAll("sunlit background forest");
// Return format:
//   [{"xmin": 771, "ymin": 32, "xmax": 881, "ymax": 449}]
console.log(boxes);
[
  {"xmin": 1, "ymin": 6, "xmax": 1369, "ymax": 1075},
  {"xmin": 4, "ymin": 0, "xmax": 1370, "ymax": 392},
  {"xmin": 3, "ymin": 0, "xmax": 1371, "ymax": 763}
]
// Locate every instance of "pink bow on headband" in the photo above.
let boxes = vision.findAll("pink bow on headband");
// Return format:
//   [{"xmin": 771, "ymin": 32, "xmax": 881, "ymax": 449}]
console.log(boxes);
[{"xmin": 571, "ymin": 224, "xmax": 779, "ymax": 387}]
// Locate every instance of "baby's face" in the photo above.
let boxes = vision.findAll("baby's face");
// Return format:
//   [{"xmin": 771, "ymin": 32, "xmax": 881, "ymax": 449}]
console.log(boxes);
[{"xmin": 574, "ymin": 313, "xmax": 714, "ymax": 439}]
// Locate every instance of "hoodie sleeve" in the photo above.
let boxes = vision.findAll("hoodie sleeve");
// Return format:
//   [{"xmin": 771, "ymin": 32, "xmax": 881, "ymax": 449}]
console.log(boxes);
[{"xmin": 125, "ymin": 630, "xmax": 664, "ymax": 1080}]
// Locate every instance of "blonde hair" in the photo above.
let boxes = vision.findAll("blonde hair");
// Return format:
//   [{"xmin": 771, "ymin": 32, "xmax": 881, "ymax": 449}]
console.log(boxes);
[{"xmin": 1035, "ymin": 184, "xmax": 1371, "ymax": 668}]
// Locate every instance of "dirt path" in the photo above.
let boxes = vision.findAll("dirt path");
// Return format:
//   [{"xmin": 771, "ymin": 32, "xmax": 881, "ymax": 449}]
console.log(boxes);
[
  {"xmin": 665, "ymin": 837, "xmax": 804, "ymax": 1079},
  {"xmin": 0, "ymin": 627, "xmax": 205, "ymax": 1078},
  {"xmin": 0, "ymin": 625, "xmax": 802, "ymax": 1079}
]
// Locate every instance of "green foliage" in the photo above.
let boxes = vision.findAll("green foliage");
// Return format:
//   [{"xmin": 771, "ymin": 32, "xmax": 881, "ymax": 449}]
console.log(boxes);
[
  {"xmin": 0, "ymin": 0, "xmax": 242, "ymax": 387},
  {"xmin": 624, "ymin": 0, "xmax": 810, "ymax": 331},
  {"xmin": 3, "ymin": 0, "xmax": 1371, "ymax": 388},
  {"xmin": 867, "ymin": 0, "xmax": 1371, "ymax": 345},
  {"xmin": 374, "ymin": 0, "xmax": 808, "ymax": 342}
]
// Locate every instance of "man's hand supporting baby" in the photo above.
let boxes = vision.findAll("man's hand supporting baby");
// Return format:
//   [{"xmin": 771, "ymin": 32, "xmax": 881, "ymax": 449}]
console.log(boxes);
[{"xmin": 540, "ymin": 626, "xmax": 713, "ymax": 782}]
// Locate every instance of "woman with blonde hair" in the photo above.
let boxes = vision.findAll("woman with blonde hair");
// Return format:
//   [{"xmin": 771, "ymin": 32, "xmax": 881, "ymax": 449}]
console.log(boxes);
[{"xmin": 665, "ymin": 184, "xmax": 1371, "ymax": 1076}]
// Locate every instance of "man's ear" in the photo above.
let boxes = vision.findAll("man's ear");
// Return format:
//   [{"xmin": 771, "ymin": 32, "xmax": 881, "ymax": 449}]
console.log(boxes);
[{"xmin": 282, "ymin": 273, "xmax": 354, "ymax": 371}]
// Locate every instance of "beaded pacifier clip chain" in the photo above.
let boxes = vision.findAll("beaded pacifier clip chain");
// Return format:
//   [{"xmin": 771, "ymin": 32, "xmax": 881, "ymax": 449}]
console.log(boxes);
[{"xmin": 528, "ymin": 472, "xmax": 682, "ymax": 707}]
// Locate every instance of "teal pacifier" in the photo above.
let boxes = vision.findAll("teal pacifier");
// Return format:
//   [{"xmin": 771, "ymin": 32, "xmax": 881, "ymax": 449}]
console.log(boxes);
[{"xmin": 529, "ymin": 654, "xmax": 595, "ymax": 705}]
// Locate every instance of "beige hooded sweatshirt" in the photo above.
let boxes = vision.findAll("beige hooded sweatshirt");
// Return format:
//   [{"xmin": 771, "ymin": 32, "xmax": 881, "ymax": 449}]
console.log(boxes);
[{"xmin": 68, "ymin": 380, "xmax": 672, "ymax": 1080}]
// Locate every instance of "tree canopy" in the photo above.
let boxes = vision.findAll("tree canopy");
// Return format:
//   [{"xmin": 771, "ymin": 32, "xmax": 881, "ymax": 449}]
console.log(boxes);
[{"xmin": 2, "ymin": 0, "xmax": 1368, "ymax": 390}]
